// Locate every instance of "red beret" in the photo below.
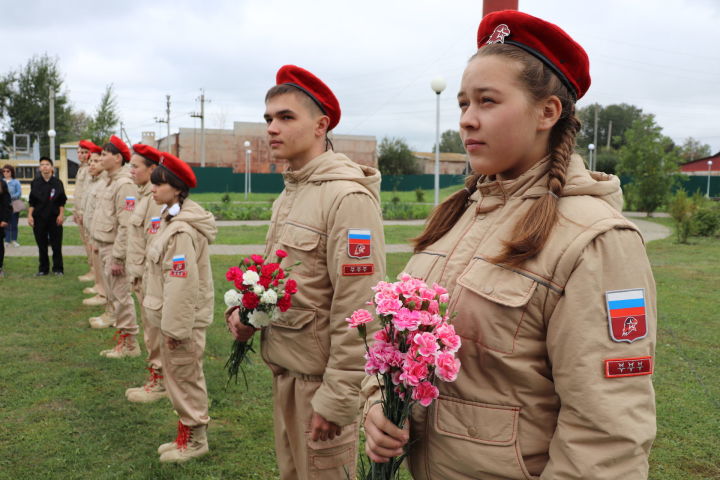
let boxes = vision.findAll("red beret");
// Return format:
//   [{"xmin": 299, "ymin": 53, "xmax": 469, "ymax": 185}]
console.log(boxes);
[
  {"xmin": 477, "ymin": 10, "xmax": 591, "ymax": 99},
  {"xmin": 108, "ymin": 135, "xmax": 132, "ymax": 163},
  {"xmin": 158, "ymin": 152, "xmax": 197, "ymax": 189},
  {"xmin": 276, "ymin": 65, "xmax": 341, "ymax": 131},
  {"xmin": 78, "ymin": 139, "xmax": 102, "ymax": 154},
  {"xmin": 132, "ymin": 144, "xmax": 163, "ymax": 164}
]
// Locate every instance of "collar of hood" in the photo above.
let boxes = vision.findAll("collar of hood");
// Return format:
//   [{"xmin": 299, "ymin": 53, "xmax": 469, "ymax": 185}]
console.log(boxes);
[
  {"xmin": 137, "ymin": 182, "xmax": 152, "ymax": 197},
  {"xmin": 282, "ymin": 150, "xmax": 382, "ymax": 201},
  {"xmin": 167, "ymin": 198, "xmax": 217, "ymax": 243}
]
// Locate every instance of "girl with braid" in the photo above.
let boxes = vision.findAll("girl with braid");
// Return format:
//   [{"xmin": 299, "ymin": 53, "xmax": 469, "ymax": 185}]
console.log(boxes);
[{"xmin": 363, "ymin": 11, "xmax": 656, "ymax": 480}]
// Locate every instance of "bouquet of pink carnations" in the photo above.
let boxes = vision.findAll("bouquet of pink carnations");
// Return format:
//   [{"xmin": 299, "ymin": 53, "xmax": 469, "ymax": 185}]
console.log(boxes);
[
  {"xmin": 223, "ymin": 249, "xmax": 298, "ymax": 385},
  {"xmin": 347, "ymin": 273, "xmax": 461, "ymax": 480}
]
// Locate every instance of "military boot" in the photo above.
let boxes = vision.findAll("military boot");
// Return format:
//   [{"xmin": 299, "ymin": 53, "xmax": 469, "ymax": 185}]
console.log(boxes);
[
  {"xmin": 83, "ymin": 294, "xmax": 107, "ymax": 306},
  {"xmin": 101, "ymin": 331, "xmax": 141, "ymax": 358},
  {"xmin": 83, "ymin": 286, "xmax": 98, "ymax": 295},
  {"xmin": 89, "ymin": 312, "xmax": 115, "ymax": 329},
  {"xmin": 159, "ymin": 422, "xmax": 209, "ymax": 463},
  {"xmin": 126, "ymin": 366, "xmax": 168, "ymax": 403},
  {"xmin": 78, "ymin": 271, "xmax": 94, "ymax": 282}
]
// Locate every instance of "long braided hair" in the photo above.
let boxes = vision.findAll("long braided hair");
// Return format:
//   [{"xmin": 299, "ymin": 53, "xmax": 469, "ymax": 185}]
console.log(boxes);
[{"xmin": 413, "ymin": 44, "xmax": 581, "ymax": 266}]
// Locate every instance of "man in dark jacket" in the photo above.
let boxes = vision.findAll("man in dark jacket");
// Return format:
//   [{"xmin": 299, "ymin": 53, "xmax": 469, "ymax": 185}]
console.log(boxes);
[
  {"xmin": 0, "ymin": 177, "xmax": 11, "ymax": 277},
  {"xmin": 28, "ymin": 156, "xmax": 67, "ymax": 276}
]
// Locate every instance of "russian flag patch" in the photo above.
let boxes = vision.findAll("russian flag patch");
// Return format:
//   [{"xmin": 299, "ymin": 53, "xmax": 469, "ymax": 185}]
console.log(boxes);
[
  {"xmin": 347, "ymin": 229, "xmax": 371, "ymax": 259},
  {"xmin": 148, "ymin": 216, "xmax": 161, "ymax": 234},
  {"xmin": 605, "ymin": 288, "xmax": 648, "ymax": 343},
  {"xmin": 125, "ymin": 196, "xmax": 136, "ymax": 211},
  {"xmin": 170, "ymin": 254, "xmax": 187, "ymax": 278}
]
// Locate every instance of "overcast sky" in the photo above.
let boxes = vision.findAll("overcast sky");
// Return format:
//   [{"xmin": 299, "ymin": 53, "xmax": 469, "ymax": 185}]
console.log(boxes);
[{"xmin": 2, "ymin": 0, "xmax": 719, "ymax": 154}]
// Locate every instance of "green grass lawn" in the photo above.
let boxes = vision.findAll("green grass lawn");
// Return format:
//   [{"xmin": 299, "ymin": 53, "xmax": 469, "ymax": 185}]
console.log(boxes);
[{"xmin": 0, "ymin": 235, "xmax": 717, "ymax": 478}]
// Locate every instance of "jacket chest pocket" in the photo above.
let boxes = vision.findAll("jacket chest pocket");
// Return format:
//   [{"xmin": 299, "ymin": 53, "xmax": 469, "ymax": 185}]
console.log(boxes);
[
  {"xmin": 403, "ymin": 251, "xmax": 447, "ymax": 285},
  {"xmin": 278, "ymin": 223, "xmax": 322, "ymax": 278},
  {"xmin": 453, "ymin": 259, "xmax": 538, "ymax": 354}
]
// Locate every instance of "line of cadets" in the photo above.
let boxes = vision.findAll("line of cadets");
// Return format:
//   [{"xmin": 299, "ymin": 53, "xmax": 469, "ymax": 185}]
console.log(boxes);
[{"xmin": 68, "ymin": 9, "xmax": 657, "ymax": 479}]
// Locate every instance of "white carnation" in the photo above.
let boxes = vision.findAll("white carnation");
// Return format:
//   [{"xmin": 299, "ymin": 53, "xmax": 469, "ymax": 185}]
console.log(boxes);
[
  {"xmin": 253, "ymin": 284, "xmax": 265, "ymax": 295},
  {"xmin": 242, "ymin": 270, "xmax": 260, "ymax": 286},
  {"xmin": 261, "ymin": 289, "xmax": 278, "ymax": 305},
  {"xmin": 248, "ymin": 310, "xmax": 272, "ymax": 328},
  {"xmin": 223, "ymin": 289, "xmax": 242, "ymax": 307},
  {"xmin": 270, "ymin": 308, "xmax": 281, "ymax": 321}
]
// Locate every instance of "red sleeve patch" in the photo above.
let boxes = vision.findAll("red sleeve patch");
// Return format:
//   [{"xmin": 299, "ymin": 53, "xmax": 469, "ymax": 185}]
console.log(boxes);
[
  {"xmin": 605, "ymin": 356, "xmax": 653, "ymax": 378},
  {"xmin": 342, "ymin": 264, "xmax": 374, "ymax": 276}
]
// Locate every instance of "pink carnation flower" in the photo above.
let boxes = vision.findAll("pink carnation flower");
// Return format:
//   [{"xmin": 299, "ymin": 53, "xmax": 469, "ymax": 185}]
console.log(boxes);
[
  {"xmin": 412, "ymin": 381, "xmax": 439, "ymax": 407},
  {"xmin": 413, "ymin": 331, "xmax": 440, "ymax": 357},
  {"xmin": 399, "ymin": 357, "xmax": 429, "ymax": 387},
  {"xmin": 436, "ymin": 323, "xmax": 461, "ymax": 353},
  {"xmin": 393, "ymin": 308, "xmax": 420, "ymax": 331},
  {"xmin": 346, "ymin": 309, "xmax": 374, "ymax": 328},
  {"xmin": 376, "ymin": 298, "xmax": 403, "ymax": 316},
  {"xmin": 435, "ymin": 351, "xmax": 461, "ymax": 382}
]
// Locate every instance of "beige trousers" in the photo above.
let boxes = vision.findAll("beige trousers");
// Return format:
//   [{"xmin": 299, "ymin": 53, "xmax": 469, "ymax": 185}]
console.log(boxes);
[
  {"xmin": 273, "ymin": 373, "xmax": 358, "ymax": 480},
  {"xmin": 79, "ymin": 223, "xmax": 93, "ymax": 269},
  {"xmin": 99, "ymin": 244, "xmax": 137, "ymax": 335},
  {"xmin": 90, "ymin": 245, "xmax": 107, "ymax": 298},
  {"xmin": 161, "ymin": 328, "xmax": 209, "ymax": 427},
  {"xmin": 132, "ymin": 278, "xmax": 162, "ymax": 370}
]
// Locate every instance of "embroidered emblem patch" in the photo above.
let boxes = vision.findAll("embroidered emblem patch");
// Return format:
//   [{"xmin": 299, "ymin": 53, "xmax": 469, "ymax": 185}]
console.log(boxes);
[
  {"xmin": 170, "ymin": 254, "xmax": 187, "ymax": 278},
  {"xmin": 487, "ymin": 23, "xmax": 511, "ymax": 44},
  {"xmin": 125, "ymin": 196, "xmax": 136, "ymax": 211},
  {"xmin": 148, "ymin": 216, "xmax": 161, "ymax": 234},
  {"xmin": 605, "ymin": 289, "xmax": 648, "ymax": 343},
  {"xmin": 347, "ymin": 229, "xmax": 371, "ymax": 259},
  {"xmin": 605, "ymin": 356, "xmax": 653, "ymax": 378},
  {"xmin": 342, "ymin": 264, "xmax": 374, "ymax": 276}
]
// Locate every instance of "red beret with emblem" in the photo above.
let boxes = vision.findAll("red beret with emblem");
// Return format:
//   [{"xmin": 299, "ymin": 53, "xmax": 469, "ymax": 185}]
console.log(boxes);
[
  {"xmin": 477, "ymin": 10, "xmax": 591, "ymax": 99},
  {"xmin": 276, "ymin": 65, "xmax": 341, "ymax": 131},
  {"xmin": 108, "ymin": 135, "xmax": 132, "ymax": 163},
  {"xmin": 78, "ymin": 139, "xmax": 102, "ymax": 154},
  {"xmin": 132, "ymin": 144, "xmax": 163, "ymax": 164},
  {"xmin": 159, "ymin": 152, "xmax": 197, "ymax": 189}
]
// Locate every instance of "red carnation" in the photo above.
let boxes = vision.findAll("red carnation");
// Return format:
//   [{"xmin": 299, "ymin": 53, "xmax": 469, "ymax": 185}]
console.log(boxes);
[
  {"xmin": 251, "ymin": 254, "xmax": 265, "ymax": 265},
  {"xmin": 226, "ymin": 266, "xmax": 242, "ymax": 282},
  {"xmin": 242, "ymin": 291, "xmax": 260, "ymax": 310},
  {"xmin": 243, "ymin": 257, "xmax": 253, "ymax": 265},
  {"xmin": 276, "ymin": 249, "xmax": 288, "ymax": 258},
  {"xmin": 277, "ymin": 268, "xmax": 286, "ymax": 280},
  {"xmin": 261, "ymin": 263, "xmax": 277, "ymax": 277},
  {"xmin": 234, "ymin": 278, "xmax": 246, "ymax": 291},
  {"xmin": 278, "ymin": 292, "xmax": 292, "ymax": 312},
  {"xmin": 258, "ymin": 276, "xmax": 272, "ymax": 289},
  {"xmin": 285, "ymin": 279, "xmax": 298, "ymax": 295}
]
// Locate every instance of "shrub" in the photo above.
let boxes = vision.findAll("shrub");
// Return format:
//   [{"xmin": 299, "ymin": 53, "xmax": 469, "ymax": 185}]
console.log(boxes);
[
  {"xmin": 693, "ymin": 205, "xmax": 720, "ymax": 237},
  {"xmin": 668, "ymin": 189, "xmax": 697, "ymax": 243},
  {"xmin": 415, "ymin": 188, "xmax": 425, "ymax": 203},
  {"xmin": 382, "ymin": 203, "xmax": 431, "ymax": 220},
  {"xmin": 206, "ymin": 203, "xmax": 272, "ymax": 220}
]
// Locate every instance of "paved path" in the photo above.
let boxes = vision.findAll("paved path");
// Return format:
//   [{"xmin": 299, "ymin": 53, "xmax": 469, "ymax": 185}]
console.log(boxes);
[{"xmin": 6, "ymin": 215, "xmax": 670, "ymax": 257}]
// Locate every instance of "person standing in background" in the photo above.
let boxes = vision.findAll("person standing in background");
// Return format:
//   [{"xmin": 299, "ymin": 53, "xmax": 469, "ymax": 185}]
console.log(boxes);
[
  {"xmin": 28, "ymin": 156, "xmax": 67, "ymax": 276},
  {"xmin": 2, "ymin": 164, "xmax": 22, "ymax": 248},
  {"xmin": 75, "ymin": 140, "xmax": 102, "ymax": 282},
  {"xmin": 0, "ymin": 176, "xmax": 12, "ymax": 277}
]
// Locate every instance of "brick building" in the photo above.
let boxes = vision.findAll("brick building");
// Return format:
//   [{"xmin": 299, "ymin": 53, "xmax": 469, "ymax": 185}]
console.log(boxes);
[
  {"xmin": 148, "ymin": 122, "xmax": 377, "ymax": 173},
  {"xmin": 679, "ymin": 152, "xmax": 720, "ymax": 176},
  {"xmin": 413, "ymin": 151, "xmax": 469, "ymax": 175}
]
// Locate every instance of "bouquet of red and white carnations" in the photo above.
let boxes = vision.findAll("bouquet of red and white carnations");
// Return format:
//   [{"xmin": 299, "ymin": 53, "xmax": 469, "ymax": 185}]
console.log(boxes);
[
  {"xmin": 347, "ymin": 273, "xmax": 461, "ymax": 480},
  {"xmin": 223, "ymin": 249, "xmax": 298, "ymax": 385}
]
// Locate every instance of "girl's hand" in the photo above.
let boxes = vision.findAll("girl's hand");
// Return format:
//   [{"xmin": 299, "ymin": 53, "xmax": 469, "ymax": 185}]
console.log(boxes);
[{"xmin": 364, "ymin": 403, "xmax": 409, "ymax": 463}]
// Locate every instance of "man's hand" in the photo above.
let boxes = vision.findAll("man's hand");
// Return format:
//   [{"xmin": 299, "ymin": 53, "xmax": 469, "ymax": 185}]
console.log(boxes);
[
  {"xmin": 111, "ymin": 262, "xmax": 125, "ymax": 276},
  {"xmin": 310, "ymin": 411, "xmax": 342, "ymax": 442},
  {"xmin": 56, "ymin": 214, "xmax": 64, "ymax": 226},
  {"xmin": 166, "ymin": 337, "xmax": 182, "ymax": 350},
  {"xmin": 364, "ymin": 403, "xmax": 409, "ymax": 463},
  {"xmin": 0, "ymin": 221, "xmax": 7, "ymax": 228},
  {"xmin": 77, "ymin": 214, "xmax": 83, "ymax": 226},
  {"xmin": 226, "ymin": 308, "xmax": 257, "ymax": 341},
  {"xmin": 27, "ymin": 216, "xmax": 34, "ymax": 228}
]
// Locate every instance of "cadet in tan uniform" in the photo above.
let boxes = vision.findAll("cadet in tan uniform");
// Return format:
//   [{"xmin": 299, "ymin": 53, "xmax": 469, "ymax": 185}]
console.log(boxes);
[
  {"xmin": 75, "ymin": 140, "xmax": 96, "ymax": 282},
  {"xmin": 91, "ymin": 135, "xmax": 139, "ymax": 357},
  {"xmin": 143, "ymin": 153, "xmax": 216, "ymax": 463},
  {"xmin": 364, "ymin": 11, "xmax": 656, "ymax": 480},
  {"xmin": 124, "ymin": 144, "xmax": 166, "ymax": 403},
  {"xmin": 226, "ymin": 65, "xmax": 386, "ymax": 480}
]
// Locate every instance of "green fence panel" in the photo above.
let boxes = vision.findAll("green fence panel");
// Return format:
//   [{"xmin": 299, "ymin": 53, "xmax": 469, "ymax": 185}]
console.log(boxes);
[
  {"xmin": 380, "ymin": 174, "xmax": 466, "ymax": 191},
  {"xmin": 191, "ymin": 168, "xmax": 285, "ymax": 193}
]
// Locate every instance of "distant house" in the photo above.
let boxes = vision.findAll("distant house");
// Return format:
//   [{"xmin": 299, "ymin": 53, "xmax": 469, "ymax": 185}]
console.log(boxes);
[
  {"xmin": 412, "ymin": 151, "xmax": 469, "ymax": 175},
  {"xmin": 680, "ymin": 152, "xmax": 720, "ymax": 176}
]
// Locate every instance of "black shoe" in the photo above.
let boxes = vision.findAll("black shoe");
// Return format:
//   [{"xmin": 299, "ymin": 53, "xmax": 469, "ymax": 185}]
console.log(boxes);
[
  {"xmin": 35, "ymin": 272, "xmax": 48, "ymax": 277},
  {"xmin": 53, "ymin": 271, "xmax": 64, "ymax": 277}
]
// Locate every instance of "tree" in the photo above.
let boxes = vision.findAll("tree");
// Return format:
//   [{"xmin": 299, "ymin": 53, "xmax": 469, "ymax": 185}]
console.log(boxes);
[
  {"xmin": 576, "ymin": 103, "xmax": 648, "ymax": 152},
  {"xmin": 0, "ymin": 54, "xmax": 76, "ymax": 158},
  {"xmin": 678, "ymin": 137, "xmax": 711, "ymax": 162},
  {"xmin": 617, "ymin": 115, "xmax": 682, "ymax": 215},
  {"xmin": 435, "ymin": 129, "xmax": 465, "ymax": 153},
  {"xmin": 378, "ymin": 137, "xmax": 421, "ymax": 175},
  {"xmin": 83, "ymin": 84, "xmax": 119, "ymax": 145}
]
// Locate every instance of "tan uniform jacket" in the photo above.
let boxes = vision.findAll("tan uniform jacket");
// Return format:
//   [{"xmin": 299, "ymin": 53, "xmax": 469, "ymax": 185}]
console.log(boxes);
[
  {"xmin": 126, "ymin": 183, "xmax": 162, "ymax": 280},
  {"xmin": 82, "ymin": 173, "xmax": 104, "ymax": 239},
  {"xmin": 363, "ymin": 155, "xmax": 656, "ymax": 480},
  {"xmin": 74, "ymin": 164, "xmax": 89, "ymax": 216},
  {"xmin": 91, "ymin": 165, "xmax": 137, "ymax": 262},
  {"xmin": 259, "ymin": 151, "xmax": 386, "ymax": 427},
  {"xmin": 143, "ymin": 199, "xmax": 216, "ymax": 340}
]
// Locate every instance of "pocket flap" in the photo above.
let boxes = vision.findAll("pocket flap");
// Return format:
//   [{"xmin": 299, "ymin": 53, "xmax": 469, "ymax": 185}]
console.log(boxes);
[
  {"xmin": 129, "ymin": 214, "xmax": 144, "ymax": 227},
  {"xmin": 457, "ymin": 259, "xmax": 537, "ymax": 308},
  {"xmin": 143, "ymin": 294, "xmax": 163, "ymax": 311},
  {"xmin": 280, "ymin": 224, "xmax": 321, "ymax": 252},
  {"xmin": 272, "ymin": 307, "xmax": 316, "ymax": 330},
  {"xmin": 435, "ymin": 396, "xmax": 519, "ymax": 446}
]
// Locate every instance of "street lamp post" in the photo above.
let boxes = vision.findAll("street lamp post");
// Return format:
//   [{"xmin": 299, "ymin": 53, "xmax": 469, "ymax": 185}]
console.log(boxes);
[
  {"xmin": 588, "ymin": 143, "xmax": 595, "ymax": 171},
  {"xmin": 707, "ymin": 160, "xmax": 713, "ymax": 198},
  {"xmin": 244, "ymin": 140, "xmax": 251, "ymax": 200},
  {"xmin": 430, "ymin": 77, "xmax": 446, "ymax": 206}
]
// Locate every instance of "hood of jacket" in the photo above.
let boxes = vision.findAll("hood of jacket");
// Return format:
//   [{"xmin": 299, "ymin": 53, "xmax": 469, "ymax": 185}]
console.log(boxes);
[
  {"xmin": 561, "ymin": 154, "xmax": 624, "ymax": 212},
  {"xmin": 171, "ymin": 198, "xmax": 217, "ymax": 244},
  {"xmin": 283, "ymin": 150, "xmax": 382, "ymax": 203}
]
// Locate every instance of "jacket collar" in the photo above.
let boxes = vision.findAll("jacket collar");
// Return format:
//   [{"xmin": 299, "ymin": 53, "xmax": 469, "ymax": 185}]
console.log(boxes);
[{"xmin": 282, "ymin": 150, "xmax": 335, "ymax": 185}]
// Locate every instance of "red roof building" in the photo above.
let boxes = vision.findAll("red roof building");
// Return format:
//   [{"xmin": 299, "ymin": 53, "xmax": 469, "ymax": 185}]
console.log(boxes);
[{"xmin": 680, "ymin": 152, "xmax": 720, "ymax": 175}]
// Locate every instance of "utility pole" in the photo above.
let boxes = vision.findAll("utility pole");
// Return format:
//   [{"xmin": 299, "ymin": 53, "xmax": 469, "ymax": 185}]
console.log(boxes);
[
  {"xmin": 606, "ymin": 120, "xmax": 612, "ymax": 150},
  {"xmin": 593, "ymin": 104, "xmax": 599, "ymax": 170},
  {"xmin": 190, "ymin": 89, "xmax": 209, "ymax": 167},
  {"xmin": 120, "ymin": 121, "xmax": 131, "ymax": 145},
  {"xmin": 48, "ymin": 87, "xmax": 56, "ymax": 162},
  {"xmin": 155, "ymin": 95, "xmax": 171, "ymax": 153}
]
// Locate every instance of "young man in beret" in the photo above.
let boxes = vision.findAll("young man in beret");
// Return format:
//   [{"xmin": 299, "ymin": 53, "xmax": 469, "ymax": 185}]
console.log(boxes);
[
  {"xmin": 75, "ymin": 140, "xmax": 96, "ymax": 283},
  {"xmin": 226, "ymin": 65, "xmax": 385, "ymax": 479},
  {"xmin": 28, "ymin": 156, "xmax": 67, "ymax": 276},
  {"xmin": 91, "ymin": 135, "xmax": 140, "ymax": 356}
]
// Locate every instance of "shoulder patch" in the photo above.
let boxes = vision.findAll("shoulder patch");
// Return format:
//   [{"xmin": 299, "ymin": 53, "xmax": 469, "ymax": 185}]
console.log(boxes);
[
  {"xmin": 342, "ymin": 263, "xmax": 374, "ymax": 276},
  {"xmin": 348, "ymin": 229, "xmax": 371, "ymax": 259},
  {"xmin": 169, "ymin": 254, "xmax": 187, "ymax": 278},
  {"xmin": 125, "ymin": 196, "xmax": 136, "ymax": 211},
  {"xmin": 606, "ymin": 288, "xmax": 648, "ymax": 343},
  {"xmin": 148, "ymin": 216, "xmax": 161, "ymax": 234},
  {"xmin": 605, "ymin": 356, "xmax": 653, "ymax": 378}
]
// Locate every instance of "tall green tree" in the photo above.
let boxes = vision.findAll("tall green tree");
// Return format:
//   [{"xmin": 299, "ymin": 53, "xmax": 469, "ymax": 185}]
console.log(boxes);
[
  {"xmin": 83, "ymin": 84, "xmax": 119, "ymax": 145},
  {"xmin": 435, "ymin": 129, "xmax": 465, "ymax": 153},
  {"xmin": 678, "ymin": 136, "xmax": 712, "ymax": 162},
  {"xmin": 0, "ymin": 54, "xmax": 75, "ymax": 158},
  {"xmin": 378, "ymin": 137, "xmax": 421, "ymax": 175},
  {"xmin": 617, "ymin": 115, "xmax": 682, "ymax": 215},
  {"xmin": 577, "ymin": 103, "xmax": 647, "ymax": 152}
]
